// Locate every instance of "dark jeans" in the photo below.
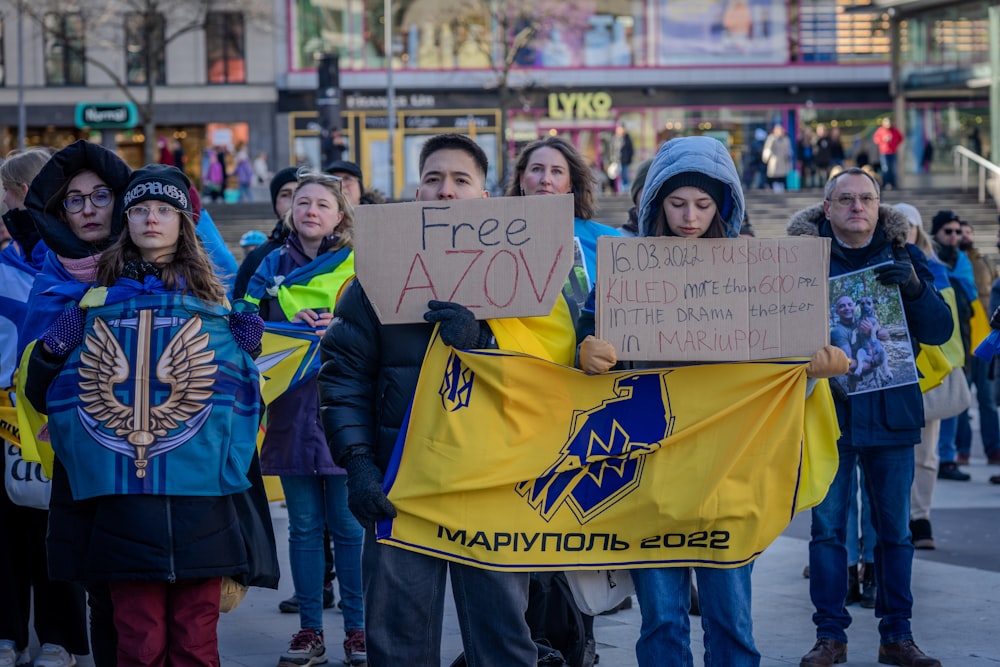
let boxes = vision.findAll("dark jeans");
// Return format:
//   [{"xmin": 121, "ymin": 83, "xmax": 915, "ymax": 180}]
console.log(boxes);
[
  {"xmin": 0, "ymin": 447, "xmax": 89, "ymax": 655},
  {"xmin": 956, "ymin": 357, "xmax": 1000, "ymax": 457}
]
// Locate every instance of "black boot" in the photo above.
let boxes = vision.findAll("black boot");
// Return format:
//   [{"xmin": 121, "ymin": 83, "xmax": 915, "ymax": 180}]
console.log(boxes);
[
  {"xmin": 860, "ymin": 562, "xmax": 876, "ymax": 609},
  {"xmin": 845, "ymin": 563, "xmax": 862, "ymax": 605}
]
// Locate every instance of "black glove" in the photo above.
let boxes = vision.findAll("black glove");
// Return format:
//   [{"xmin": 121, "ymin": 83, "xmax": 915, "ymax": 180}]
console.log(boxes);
[
  {"xmin": 343, "ymin": 454, "xmax": 397, "ymax": 530},
  {"xmin": 990, "ymin": 306, "xmax": 1000, "ymax": 331},
  {"xmin": 41, "ymin": 306, "xmax": 85, "ymax": 359},
  {"xmin": 873, "ymin": 249, "xmax": 922, "ymax": 300},
  {"xmin": 423, "ymin": 300, "xmax": 483, "ymax": 349}
]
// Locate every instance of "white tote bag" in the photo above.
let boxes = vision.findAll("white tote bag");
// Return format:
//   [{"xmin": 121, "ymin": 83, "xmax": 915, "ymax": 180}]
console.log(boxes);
[
  {"xmin": 563, "ymin": 569, "xmax": 635, "ymax": 616},
  {"xmin": 4, "ymin": 441, "xmax": 52, "ymax": 510}
]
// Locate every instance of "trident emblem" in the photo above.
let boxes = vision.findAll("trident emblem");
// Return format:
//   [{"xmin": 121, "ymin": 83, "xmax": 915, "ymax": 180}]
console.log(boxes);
[{"xmin": 77, "ymin": 310, "xmax": 217, "ymax": 478}]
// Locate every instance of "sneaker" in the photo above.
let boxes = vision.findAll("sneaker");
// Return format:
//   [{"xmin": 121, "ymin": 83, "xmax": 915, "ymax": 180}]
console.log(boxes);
[
  {"xmin": 278, "ymin": 629, "xmax": 326, "ymax": 667},
  {"xmin": 937, "ymin": 462, "xmax": 970, "ymax": 481},
  {"xmin": 343, "ymin": 629, "xmax": 366, "ymax": 666},
  {"xmin": 278, "ymin": 585, "xmax": 336, "ymax": 614},
  {"xmin": 0, "ymin": 642, "xmax": 28, "ymax": 667},
  {"xmin": 0, "ymin": 641, "xmax": 15, "ymax": 667},
  {"xmin": 33, "ymin": 645, "xmax": 75, "ymax": 667}
]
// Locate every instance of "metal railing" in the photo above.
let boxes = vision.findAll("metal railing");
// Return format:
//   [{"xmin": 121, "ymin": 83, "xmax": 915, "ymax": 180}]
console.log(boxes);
[{"xmin": 954, "ymin": 145, "xmax": 1000, "ymax": 210}]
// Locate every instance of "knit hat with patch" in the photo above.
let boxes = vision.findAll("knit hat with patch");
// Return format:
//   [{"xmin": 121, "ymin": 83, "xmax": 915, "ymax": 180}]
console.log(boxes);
[{"xmin": 122, "ymin": 165, "xmax": 192, "ymax": 215}]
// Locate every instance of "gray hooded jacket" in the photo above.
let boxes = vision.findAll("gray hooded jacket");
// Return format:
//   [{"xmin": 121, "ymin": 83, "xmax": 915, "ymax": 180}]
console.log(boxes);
[{"xmin": 637, "ymin": 135, "xmax": 745, "ymax": 239}]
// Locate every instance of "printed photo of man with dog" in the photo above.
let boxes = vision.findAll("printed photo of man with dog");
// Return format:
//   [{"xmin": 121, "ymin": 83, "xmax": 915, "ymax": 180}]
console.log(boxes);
[{"xmin": 829, "ymin": 265, "xmax": 919, "ymax": 395}]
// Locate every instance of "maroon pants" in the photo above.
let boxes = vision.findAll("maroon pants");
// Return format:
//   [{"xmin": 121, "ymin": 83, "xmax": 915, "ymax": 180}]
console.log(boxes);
[{"xmin": 109, "ymin": 578, "xmax": 221, "ymax": 667}]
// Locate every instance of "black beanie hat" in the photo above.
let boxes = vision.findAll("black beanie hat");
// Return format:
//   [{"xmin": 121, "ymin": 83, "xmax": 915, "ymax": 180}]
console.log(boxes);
[
  {"xmin": 931, "ymin": 209, "xmax": 961, "ymax": 236},
  {"xmin": 658, "ymin": 171, "xmax": 727, "ymax": 212},
  {"xmin": 269, "ymin": 167, "xmax": 299, "ymax": 216},
  {"xmin": 122, "ymin": 164, "xmax": 192, "ymax": 215}
]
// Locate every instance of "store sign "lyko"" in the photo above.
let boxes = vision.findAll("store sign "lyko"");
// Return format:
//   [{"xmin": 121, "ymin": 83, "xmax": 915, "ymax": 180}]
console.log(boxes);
[
  {"xmin": 74, "ymin": 102, "xmax": 139, "ymax": 129},
  {"xmin": 547, "ymin": 92, "xmax": 612, "ymax": 120}
]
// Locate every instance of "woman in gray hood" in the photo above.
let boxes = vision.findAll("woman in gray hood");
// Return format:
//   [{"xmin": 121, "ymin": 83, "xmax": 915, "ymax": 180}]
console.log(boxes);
[{"xmin": 577, "ymin": 136, "xmax": 847, "ymax": 667}]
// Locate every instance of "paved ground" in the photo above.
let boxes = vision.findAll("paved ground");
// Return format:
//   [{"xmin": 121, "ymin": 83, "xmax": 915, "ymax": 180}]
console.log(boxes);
[
  {"xmin": 207, "ymin": 457, "xmax": 1000, "ymax": 667},
  {"xmin": 22, "ymin": 453, "xmax": 997, "ymax": 667}
]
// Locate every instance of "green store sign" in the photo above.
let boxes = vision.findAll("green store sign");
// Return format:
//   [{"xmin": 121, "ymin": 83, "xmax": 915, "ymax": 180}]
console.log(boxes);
[{"xmin": 74, "ymin": 102, "xmax": 138, "ymax": 129}]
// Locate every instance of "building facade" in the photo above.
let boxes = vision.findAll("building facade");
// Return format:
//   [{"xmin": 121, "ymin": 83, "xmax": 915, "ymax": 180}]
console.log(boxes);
[{"xmin": 0, "ymin": 0, "xmax": 992, "ymax": 197}]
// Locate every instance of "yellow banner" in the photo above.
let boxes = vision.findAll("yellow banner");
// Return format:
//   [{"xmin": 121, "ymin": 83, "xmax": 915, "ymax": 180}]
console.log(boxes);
[{"xmin": 378, "ymin": 338, "xmax": 838, "ymax": 571}]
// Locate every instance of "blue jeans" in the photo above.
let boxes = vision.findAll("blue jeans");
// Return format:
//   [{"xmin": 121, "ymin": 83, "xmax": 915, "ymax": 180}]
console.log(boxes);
[
  {"xmin": 632, "ymin": 565, "xmax": 759, "ymax": 667},
  {"xmin": 281, "ymin": 475, "xmax": 364, "ymax": 633},
  {"xmin": 809, "ymin": 445, "xmax": 915, "ymax": 645},
  {"xmin": 361, "ymin": 531, "xmax": 535, "ymax": 666},
  {"xmin": 957, "ymin": 357, "xmax": 1000, "ymax": 457},
  {"xmin": 937, "ymin": 416, "xmax": 958, "ymax": 463},
  {"xmin": 880, "ymin": 153, "xmax": 898, "ymax": 189},
  {"xmin": 847, "ymin": 464, "xmax": 876, "ymax": 564}
]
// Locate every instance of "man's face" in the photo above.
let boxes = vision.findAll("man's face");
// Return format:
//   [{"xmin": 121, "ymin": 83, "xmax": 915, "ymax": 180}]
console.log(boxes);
[
  {"xmin": 959, "ymin": 223, "xmax": 974, "ymax": 250},
  {"xmin": 935, "ymin": 219, "xmax": 962, "ymax": 247},
  {"xmin": 331, "ymin": 170, "xmax": 362, "ymax": 207},
  {"xmin": 823, "ymin": 174, "xmax": 880, "ymax": 247},
  {"xmin": 835, "ymin": 296, "xmax": 856, "ymax": 324},
  {"xmin": 416, "ymin": 149, "xmax": 488, "ymax": 201}
]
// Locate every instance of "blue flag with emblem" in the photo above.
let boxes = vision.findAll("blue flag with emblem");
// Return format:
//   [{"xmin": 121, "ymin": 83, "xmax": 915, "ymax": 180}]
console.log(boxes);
[{"xmin": 45, "ymin": 292, "xmax": 261, "ymax": 500}]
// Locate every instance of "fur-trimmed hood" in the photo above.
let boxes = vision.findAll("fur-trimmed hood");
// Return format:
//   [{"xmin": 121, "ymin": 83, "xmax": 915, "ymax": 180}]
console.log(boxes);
[{"xmin": 786, "ymin": 203, "xmax": 912, "ymax": 248}]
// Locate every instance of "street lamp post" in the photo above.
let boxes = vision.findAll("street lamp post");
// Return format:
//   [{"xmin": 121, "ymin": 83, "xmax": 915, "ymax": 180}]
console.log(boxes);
[
  {"xmin": 17, "ymin": 0, "xmax": 27, "ymax": 150},
  {"xmin": 385, "ymin": 0, "xmax": 395, "ymax": 199}
]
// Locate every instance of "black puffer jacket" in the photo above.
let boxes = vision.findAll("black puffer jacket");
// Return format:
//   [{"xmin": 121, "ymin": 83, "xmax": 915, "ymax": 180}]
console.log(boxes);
[
  {"xmin": 28, "ymin": 344, "xmax": 255, "ymax": 585},
  {"xmin": 318, "ymin": 279, "xmax": 438, "ymax": 472}
]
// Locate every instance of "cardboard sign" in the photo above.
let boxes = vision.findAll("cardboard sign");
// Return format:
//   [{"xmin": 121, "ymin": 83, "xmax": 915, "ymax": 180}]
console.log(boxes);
[
  {"xmin": 353, "ymin": 195, "xmax": 575, "ymax": 324},
  {"xmin": 595, "ymin": 237, "xmax": 831, "ymax": 361}
]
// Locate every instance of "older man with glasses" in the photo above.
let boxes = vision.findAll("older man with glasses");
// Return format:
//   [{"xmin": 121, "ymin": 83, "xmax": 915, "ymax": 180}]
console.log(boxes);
[{"xmin": 787, "ymin": 168, "xmax": 952, "ymax": 667}]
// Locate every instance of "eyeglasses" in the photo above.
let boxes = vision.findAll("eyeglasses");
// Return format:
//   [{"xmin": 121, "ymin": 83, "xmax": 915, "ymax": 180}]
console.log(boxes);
[
  {"xmin": 939, "ymin": 227, "xmax": 963, "ymax": 236},
  {"xmin": 295, "ymin": 166, "xmax": 342, "ymax": 192},
  {"xmin": 830, "ymin": 193, "xmax": 879, "ymax": 208},
  {"xmin": 126, "ymin": 204, "xmax": 181, "ymax": 223},
  {"xmin": 63, "ymin": 188, "xmax": 113, "ymax": 213}
]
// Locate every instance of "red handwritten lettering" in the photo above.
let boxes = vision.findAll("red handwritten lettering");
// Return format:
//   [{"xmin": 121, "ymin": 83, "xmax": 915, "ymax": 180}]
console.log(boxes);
[
  {"xmin": 445, "ymin": 249, "xmax": 485, "ymax": 307},
  {"xmin": 396, "ymin": 253, "xmax": 438, "ymax": 313},
  {"xmin": 520, "ymin": 246, "xmax": 564, "ymax": 303},
  {"xmin": 483, "ymin": 250, "xmax": 518, "ymax": 307}
]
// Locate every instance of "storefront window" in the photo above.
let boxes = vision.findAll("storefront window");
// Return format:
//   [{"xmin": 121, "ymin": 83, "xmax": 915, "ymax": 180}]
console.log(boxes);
[
  {"xmin": 44, "ymin": 12, "xmax": 85, "ymax": 86},
  {"xmin": 290, "ymin": 0, "xmax": 357, "ymax": 71},
  {"xmin": 125, "ymin": 13, "xmax": 166, "ymax": 85},
  {"xmin": 206, "ymin": 12, "xmax": 246, "ymax": 83},
  {"xmin": 902, "ymin": 6, "xmax": 990, "ymax": 67},
  {"xmin": 797, "ymin": 0, "xmax": 890, "ymax": 63},
  {"xmin": 655, "ymin": 0, "xmax": 788, "ymax": 65}
]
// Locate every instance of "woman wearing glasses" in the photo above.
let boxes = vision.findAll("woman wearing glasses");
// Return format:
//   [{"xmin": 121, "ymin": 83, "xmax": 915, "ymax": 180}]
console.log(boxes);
[
  {"xmin": 24, "ymin": 165, "xmax": 266, "ymax": 667},
  {"xmin": 15, "ymin": 140, "xmax": 132, "ymax": 667},
  {"xmin": 243, "ymin": 171, "xmax": 367, "ymax": 667},
  {"xmin": 1, "ymin": 147, "xmax": 92, "ymax": 667}
]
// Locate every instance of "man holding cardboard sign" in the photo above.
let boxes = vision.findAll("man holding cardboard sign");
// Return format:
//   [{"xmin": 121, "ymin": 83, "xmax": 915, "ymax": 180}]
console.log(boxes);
[
  {"xmin": 318, "ymin": 134, "xmax": 576, "ymax": 667},
  {"xmin": 787, "ymin": 167, "xmax": 952, "ymax": 667}
]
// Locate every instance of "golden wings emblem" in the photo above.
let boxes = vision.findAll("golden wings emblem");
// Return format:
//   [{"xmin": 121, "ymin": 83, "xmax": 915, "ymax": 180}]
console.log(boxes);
[{"xmin": 77, "ymin": 311, "xmax": 218, "ymax": 478}]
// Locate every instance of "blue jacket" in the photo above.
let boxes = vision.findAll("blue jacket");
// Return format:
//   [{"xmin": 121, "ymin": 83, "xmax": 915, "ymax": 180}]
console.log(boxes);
[{"xmin": 787, "ymin": 204, "xmax": 953, "ymax": 448}]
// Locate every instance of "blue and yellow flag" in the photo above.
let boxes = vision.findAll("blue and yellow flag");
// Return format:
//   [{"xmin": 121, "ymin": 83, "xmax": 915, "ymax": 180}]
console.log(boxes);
[
  {"xmin": 378, "ymin": 337, "xmax": 838, "ymax": 571},
  {"xmin": 256, "ymin": 321, "xmax": 324, "ymax": 405}
]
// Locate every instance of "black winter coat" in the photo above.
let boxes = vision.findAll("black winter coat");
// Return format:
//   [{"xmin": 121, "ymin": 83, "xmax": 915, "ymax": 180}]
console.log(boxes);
[{"xmin": 318, "ymin": 279, "xmax": 437, "ymax": 473}]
